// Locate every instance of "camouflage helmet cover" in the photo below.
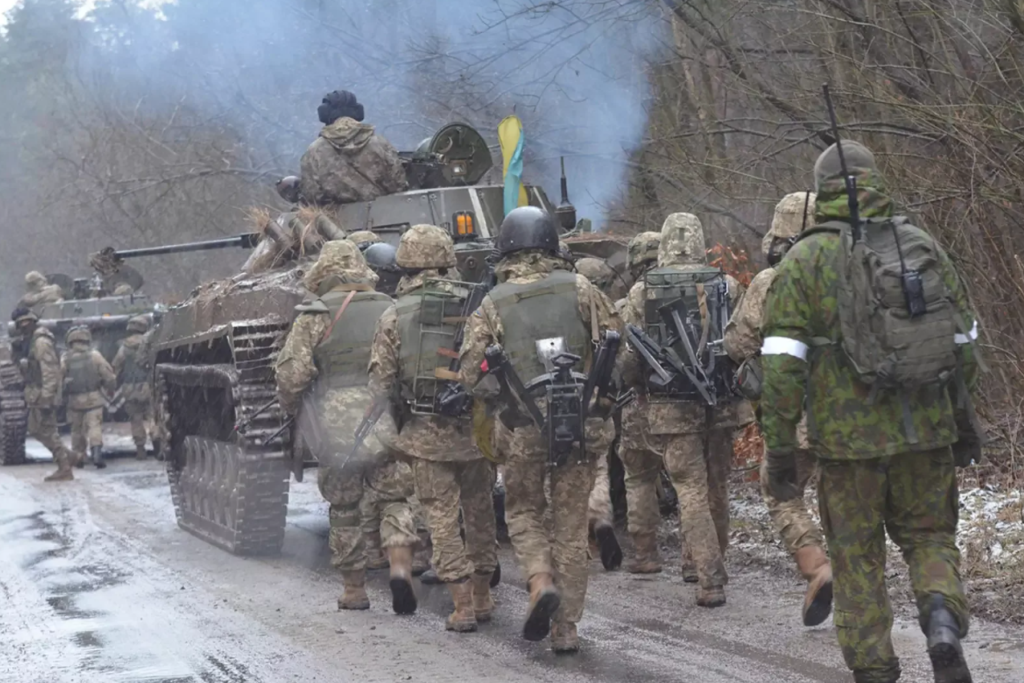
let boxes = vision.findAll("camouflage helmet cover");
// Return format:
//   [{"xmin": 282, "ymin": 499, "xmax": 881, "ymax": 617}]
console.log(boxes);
[
  {"xmin": 127, "ymin": 315, "xmax": 150, "ymax": 333},
  {"xmin": 303, "ymin": 239, "xmax": 378, "ymax": 292},
  {"xmin": 575, "ymin": 257, "xmax": 615, "ymax": 294},
  {"xmin": 627, "ymin": 231, "xmax": 662, "ymax": 273},
  {"xmin": 66, "ymin": 325, "xmax": 92, "ymax": 345},
  {"xmin": 763, "ymin": 192, "xmax": 816, "ymax": 256},
  {"xmin": 25, "ymin": 271, "xmax": 47, "ymax": 290},
  {"xmin": 395, "ymin": 224, "xmax": 456, "ymax": 269},
  {"xmin": 658, "ymin": 213, "xmax": 706, "ymax": 267},
  {"xmin": 11, "ymin": 307, "xmax": 37, "ymax": 324},
  {"xmin": 347, "ymin": 230, "xmax": 381, "ymax": 248}
]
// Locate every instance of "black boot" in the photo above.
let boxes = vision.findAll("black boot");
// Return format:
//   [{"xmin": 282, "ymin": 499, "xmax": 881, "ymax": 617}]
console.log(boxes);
[
  {"xmin": 595, "ymin": 522, "xmax": 623, "ymax": 570},
  {"xmin": 926, "ymin": 594, "xmax": 972, "ymax": 683},
  {"xmin": 91, "ymin": 446, "xmax": 106, "ymax": 470}
]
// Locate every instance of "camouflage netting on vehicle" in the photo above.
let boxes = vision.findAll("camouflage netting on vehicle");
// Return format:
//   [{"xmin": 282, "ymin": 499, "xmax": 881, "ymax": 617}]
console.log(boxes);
[{"xmin": 243, "ymin": 207, "xmax": 347, "ymax": 275}]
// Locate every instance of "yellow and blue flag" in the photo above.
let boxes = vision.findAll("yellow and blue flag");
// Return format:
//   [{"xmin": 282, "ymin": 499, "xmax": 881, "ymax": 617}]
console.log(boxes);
[{"xmin": 498, "ymin": 115, "xmax": 528, "ymax": 216}]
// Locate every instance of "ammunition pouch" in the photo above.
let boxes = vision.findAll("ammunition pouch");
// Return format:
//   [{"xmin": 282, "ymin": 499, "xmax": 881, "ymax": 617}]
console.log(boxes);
[{"xmin": 734, "ymin": 356, "xmax": 763, "ymax": 401}]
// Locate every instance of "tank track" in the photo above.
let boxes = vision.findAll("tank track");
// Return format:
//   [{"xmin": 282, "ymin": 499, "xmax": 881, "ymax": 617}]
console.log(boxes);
[
  {"xmin": 164, "ymin": 322, "xmax": 292, "ymax": 555},
  {"xmin": 0, "ymin": 361, "xmax": 28, "ymax": 466}
]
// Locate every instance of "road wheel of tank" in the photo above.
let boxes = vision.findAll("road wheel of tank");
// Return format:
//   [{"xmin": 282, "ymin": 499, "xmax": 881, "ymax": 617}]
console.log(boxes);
[
  {"xmin": 0, "ymin": 361, "xmax": 29, "ymax": 466},
  {"xmin": 173, "ymin": 436, "xmax": 290, "ymax": 556}
]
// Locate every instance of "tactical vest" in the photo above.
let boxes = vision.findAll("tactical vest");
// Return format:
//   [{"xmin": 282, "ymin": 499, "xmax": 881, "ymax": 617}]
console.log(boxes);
[
  {"xmin": 118, "ymin": 337, "xmax": 150, "ymax": 384},
  {"xmin": 65, "ymin": 349, "xmax": 103, "ymax": 395},
  {"xmin": 488, "ymin": 270, "xmax": 589, "ymax": 382},
  {"xmin": 395, "ymin": 283, "xmax": 470, "ymax": 407},
  {"xmin": 312, "ymin": 289, "xmax": 393, "ymax": 392}
]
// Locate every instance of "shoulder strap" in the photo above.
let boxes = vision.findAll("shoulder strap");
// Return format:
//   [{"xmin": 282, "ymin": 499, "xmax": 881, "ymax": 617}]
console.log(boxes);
[{"xmin": 317, "ymin": 290, "xmax": 358, "ymax": 347}]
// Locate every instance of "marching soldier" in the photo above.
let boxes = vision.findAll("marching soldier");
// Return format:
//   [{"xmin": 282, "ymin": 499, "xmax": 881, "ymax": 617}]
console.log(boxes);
[{"xmin": 61, "ymin": 326, "xmax": 116, "ymax": 469}]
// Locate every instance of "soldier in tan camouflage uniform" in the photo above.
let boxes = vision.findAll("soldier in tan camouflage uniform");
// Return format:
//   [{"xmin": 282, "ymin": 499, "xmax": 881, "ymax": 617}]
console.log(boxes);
[
  {"xmin": 12, "ymin": 308, "xmax": 73, "ymax": 481},
  {"xmin": 61, "ymin": 326, "xmax": 117, "ymax": 470},
  {"xmin": 19, "ymin": 271, "xmax": 64, "ymax": 310},
  {"xmin": 368, "ymin": 225, "xmax": 497, "ymax": 633},
  {"xmin": 619, "ymin": 214, "xmax": 742, "ymax": 607},
  {"xmin": 723, "ymin": 191, "xmax": 833, "ymax": 627},
  {"xmin": 347, "ymin": 230, "xmax": 381, "ymax": 248},
  {"xmin": 113, "ymin": 316, "xmax": 160, "ymax": 460},
  {"xmin": 276, "ymin": 240, "xmax": 420, "ymax": 614},
  {"xmin": 299, "ymin": 90, "xmax": 408, "ymax": 205},
  {"xmin": 459, "ymin": 207, "xmax": 621, "ymax": 653}
]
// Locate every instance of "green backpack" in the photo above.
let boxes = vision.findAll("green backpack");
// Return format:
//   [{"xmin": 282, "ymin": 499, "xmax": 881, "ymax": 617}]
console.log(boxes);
[{"xmin": 802, "ymin": 216, "xmax": 967, "ymax": 400}]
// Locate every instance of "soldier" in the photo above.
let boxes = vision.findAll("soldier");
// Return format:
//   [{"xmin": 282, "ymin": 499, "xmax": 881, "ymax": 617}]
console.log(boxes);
[
  {"xmin": 615, "ymin": 231, "xmax": 670, "ymax": 575},
  {"xmin": 347, "ymin": 230, "xmax": 381, "ymax": 249},
  {"xmin": 12, "ymin": 308, "xmax": 72, "ymax": 481},
  {"xmin": 572, "ymin": 255, "xmax": 623, "ymax": 571},
  {"xmin": 722, "ymin": 191, "xmax": 833, "ymax": 627},
  {"xmin": 276, "ymin": 240, "xmax": 420, "ymax": 614},
  {"xmin": 113, "ymin": 316, "xmax": 160, "ymax": 460},
  {"xmin": 299, "ymin": 90, "xmax": 408, "ymax": 205},
  {"xmin": 61, "ymin": 326, "xmax": 117, "ymax": 470},
  {"xmin": 368, "ymin": 225, "xmax": 497, "ymax": 633},
  {"xmin": 618, "ymin": 214, "xmax": 741, "ymax": 607},
  {"xmin": 19, "ymin": 271, "xmax": 63, "ymax": 310},
  {"xmin": 761, "ymin": 141, "xmax": 978, "ymax": 683},
  {"xmin": 459, "ymin": 207, "xmax": 620, "ymax": 653}
]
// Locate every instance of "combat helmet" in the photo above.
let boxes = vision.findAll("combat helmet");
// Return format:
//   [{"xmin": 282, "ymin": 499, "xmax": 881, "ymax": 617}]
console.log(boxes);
[
  {"xmin": 127, "ymin": 315, "xmax": 150, "ymax": 334},
  {"xmin": 496, "ymin": 207, "xmax": 559, "ymax": 257},
  {"xmin": 763, "ymin": 192, "xmax": 816, "ymax": 265},
  {"xmin": 658, "ymin": 213, "xmax": 706, "ymax": 267},
  {"xmin": 66, "ymin": 326, "xmax": 92, "ymax": 345},
  {"xmin": 395, "ymin": 224, "xmax": 456, "ymax": 270},
  {"xmin": 363, "ymin": 242, "xmax": 402, "ymax": 296},
  {"xmin": 347, "ymin": 230, "xmax": 381, "ymax": 249},
  {"xmin": 575, "ymin": 257, "xmax": 616, "ymax": 295},
  {"xmin": 11, "ymin": 307, "xmax": 37, "ymax": 325},
  {"xmin": 627, "ymin": 231, "xmax": 661, "ymax": 280}
]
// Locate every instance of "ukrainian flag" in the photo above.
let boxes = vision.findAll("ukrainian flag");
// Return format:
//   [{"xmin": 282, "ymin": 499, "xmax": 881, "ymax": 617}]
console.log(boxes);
[{"xmin": 498, "ymin": 115, "xmax": 528, "ymax": 216}]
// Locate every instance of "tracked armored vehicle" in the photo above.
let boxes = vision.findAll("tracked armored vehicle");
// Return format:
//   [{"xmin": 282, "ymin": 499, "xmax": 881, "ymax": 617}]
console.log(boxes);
[{"xmin": 145, "ymin": 122, "xmax": 579, "ymax": 555}]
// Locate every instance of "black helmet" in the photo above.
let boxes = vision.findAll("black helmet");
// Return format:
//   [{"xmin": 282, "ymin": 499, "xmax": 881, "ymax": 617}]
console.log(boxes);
[
  {"xmin": 363, "ymin": 242, "xmax": 402, "ymax": 296},
  {"xmin": 496, "ymin": 207, "xmax": 559, "ymax": 257},
  {"xmin": 318, "ymin": 90, "xmax": 365, "ymax": 125}
]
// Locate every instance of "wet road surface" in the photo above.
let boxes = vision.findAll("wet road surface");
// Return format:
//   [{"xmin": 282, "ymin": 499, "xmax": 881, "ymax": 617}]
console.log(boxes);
[{"xmin": 3, "ymin": 441, "xmax": 1024, "ymax": 683}]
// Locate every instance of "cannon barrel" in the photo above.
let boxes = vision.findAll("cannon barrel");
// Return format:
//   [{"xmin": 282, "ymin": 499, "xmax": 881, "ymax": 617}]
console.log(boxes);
[{"xmin": 113, "ymin": 233, "xmax": 260, "ymax": 259}]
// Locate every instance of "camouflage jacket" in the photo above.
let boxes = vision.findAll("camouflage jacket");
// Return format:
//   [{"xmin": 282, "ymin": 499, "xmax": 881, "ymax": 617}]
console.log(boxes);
[
  {"xmin": 24, "ymin": 328, "xmax": 62, "ymax": 408},
  {"xmin": 761, "ymin": 182, "xmax": 979, "ymax": 460},
  {"xmin": 19, "ymin": 285, "xmax": 63, "ymax": 311},
  {"xmin": 368, "ymin": 270, "xmax": 478, "ymax": 462},
  {"xmin": 723, "ymin": 267, "xmax": 776, "ymax": 364},
  {"xmin": 113, "ymin": 334, "xmax": 152, "ymax": 403},
  {"xmin": 60, "ymin": 345, "xmax": 116, "ymax": 411},
  {"xmin": 299, "ymin": 118, "xmax": 408, "ymax": 205}
]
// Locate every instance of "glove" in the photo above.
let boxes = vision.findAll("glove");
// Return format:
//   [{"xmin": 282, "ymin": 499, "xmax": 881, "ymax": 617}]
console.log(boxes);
[
  {"xmin": 765, "ymin": 448, "xmax": 801, "ymax": 502},
  {"xmin": 951, "ymin": 435, "xmax": 982, "ymax": 468}
]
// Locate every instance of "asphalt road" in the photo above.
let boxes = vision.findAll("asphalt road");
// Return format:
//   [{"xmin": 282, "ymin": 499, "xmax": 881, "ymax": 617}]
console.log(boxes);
[{"xmin": 2, "ymin": 441, "xmax": 1023, "ymax": 683}]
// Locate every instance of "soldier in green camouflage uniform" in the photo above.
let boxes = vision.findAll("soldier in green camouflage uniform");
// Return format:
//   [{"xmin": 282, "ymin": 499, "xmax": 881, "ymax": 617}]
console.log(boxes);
[
  {"xmin": 761, "ymin": 141, "xmax": 977, "ymax": 683},
  {"xmin": 369, "ymin": 225, "xmax": 497, "ymax": 634},
  {"xmin": 276, "ymin": 240, "xmax": 419, "ymax": 615}
]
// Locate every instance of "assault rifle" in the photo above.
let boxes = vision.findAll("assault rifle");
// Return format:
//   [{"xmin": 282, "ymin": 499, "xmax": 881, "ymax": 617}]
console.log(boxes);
[
  {"xmin": 433, "ymin": 253, "xmax": 499, "ymax": 417},
  {"xmin": 349, "ymin": 394, "xmax": 389, "ymax": 460}
]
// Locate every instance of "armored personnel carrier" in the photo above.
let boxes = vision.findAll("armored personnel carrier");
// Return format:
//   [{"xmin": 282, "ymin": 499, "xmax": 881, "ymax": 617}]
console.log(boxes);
[{"xmin": 144, "ymin": 122, "xmax": 578, "ymax": 555}]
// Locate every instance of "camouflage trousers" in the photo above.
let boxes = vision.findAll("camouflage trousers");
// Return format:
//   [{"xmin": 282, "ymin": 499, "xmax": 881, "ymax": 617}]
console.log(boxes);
[
  {"xmin": 501, "ymin": 418, "xmax": 609, "ymax": 624},
  {"xmin": 68, "ymin": 407, "xmax": 104, "ymax": 457},
  {"xmin": 412, "ymin": 457, "xmax": 497, "ymax": 582},
  {"xmin": 620, "ymin": 428, "xmax": 731, "ymax": 588},
  {"xmin": 587, "ymin": 419, "xmax": 614, "ymax": 528},
  {"xmin": 124, "ymin": 398, "xmax": 156, "ymax": 448},
  {"xmin": 319, "ymin": 454, "xmax": 418, "ymax": 572},
  {"xmin": 28, "ymin": 407, "xmax": 69, "ymax": 468},
  {"xmin": 759, "ymin": 449, "xmax": 824, "ymax": 554},
  {"xmin": 818, "ymin": 448, "xmax": 967, "ymax": 683}
]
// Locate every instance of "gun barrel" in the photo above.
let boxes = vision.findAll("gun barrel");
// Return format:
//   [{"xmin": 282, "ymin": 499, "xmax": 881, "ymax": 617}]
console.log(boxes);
[{"xmin": 113, "ymin": 233, "xmax": 260, "ymax": 259}]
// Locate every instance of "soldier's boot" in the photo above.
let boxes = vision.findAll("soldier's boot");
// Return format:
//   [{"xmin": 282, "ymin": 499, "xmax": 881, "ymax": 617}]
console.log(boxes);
[
  {"xmin": 445, "ymin": 579, "xmax": 478, "ymax": 633},
  {"xmin": 626, "ymin": 532, "xmax": 663, "ymax": 574},
  {"xmin": 412, "ymin": 530, "xmax": 432, "ymax": 577},
  {"xmin": 490, "ymin": 559, "xmax": 501, "ymax": 588},
  {"xmin": 135, "ymin": 443, "xmax": 148, "ymax": 461},
  {"xmin": 364, "ymin": 531, "xmax": 389, "ymax": 570},
  {"xmin": 470, "ymin": 570, "xmax": 495, "ymax": 622},
  {"xmin": 595, "ymin": 522, "xmax": 623, "ymax": 571},
  {"xmin": 681, "ymin": 541, "xmax": 699, "ymax": 583},
  {"xmin": 387, "ymin": 546, "xmax": 418, "ymax": 615},
  {"xmin": 696, "ymin": 585, "xmax": 726, "ymax": 608},
  {"xmin": 926, "ymin": 594, "xmax": 973, "ymax": 683},
  {"xmin": 152, "ymin": 439, "xmax": 164, "ymax": 461},
  {"xmin": 550, "ymin": 621, "xmax": 579, "ymax": 654},
  {"xmin": 337, "ymin": 570, "xmax": 370, "ymax": 611},
  {"xmin": 795, "ymin": 545, "xmax": 833, "ymax": 627},
  {"xmin": 44, "ymin": 463, "xmax": 74, "ymax": 482},
  {"xmin": 73, "ymin": 451, "xmax": 86, "ymax": 469},
  {"xmin": 523, "ymin": 572, "xmax": 560, "ymax": 642},
  {"xmin": 91, "ymin": 446, "xmax": 106, "ymax": 470}
]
